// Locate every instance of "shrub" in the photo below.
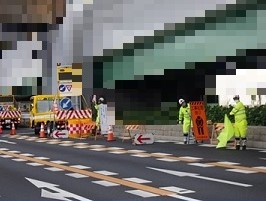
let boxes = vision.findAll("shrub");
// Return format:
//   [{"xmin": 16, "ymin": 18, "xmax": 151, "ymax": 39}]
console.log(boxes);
[{"xmin": 206, "ymin": 105, "xmax": 266, "ymax": 126}]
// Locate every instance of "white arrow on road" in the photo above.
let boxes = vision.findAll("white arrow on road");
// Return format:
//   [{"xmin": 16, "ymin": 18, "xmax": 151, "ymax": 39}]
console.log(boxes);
[
  {"xmin": 147, "ymin": 167, "xmax": 252, "ymax": 187},
  {"xmin": 0, "ymin": 140, "xmax": 16, "ymax": 144},
  {"xmin": 26, "ymin": 178, "xmax": 92, "ymax": 201}
]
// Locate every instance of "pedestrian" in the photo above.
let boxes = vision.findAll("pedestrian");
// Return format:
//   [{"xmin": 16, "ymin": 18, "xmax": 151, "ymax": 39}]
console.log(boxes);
[
  {"xmin": 178, "ymin": 99, "xmax": 193, "ymax": 144},
  {"xmin": 229, "ymin": 95, "xmax": 248, "ymax": 150},
  {"xmin": 94, "ymin": 96, "xmax": 105, "ymax": 134}
]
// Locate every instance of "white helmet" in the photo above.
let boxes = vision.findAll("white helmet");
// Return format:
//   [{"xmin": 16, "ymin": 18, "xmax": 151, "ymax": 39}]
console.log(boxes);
[{"xmin": 179, "ymin": 99, "xmax": 185, "ymax": 105}]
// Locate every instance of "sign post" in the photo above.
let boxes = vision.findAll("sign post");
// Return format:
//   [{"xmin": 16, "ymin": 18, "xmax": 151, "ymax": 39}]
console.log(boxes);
[
  {"xmin": 99, "ymin": 104, "xmax": 108, "ymax": 134},
  {"xmin": 190, "ymin": 101, "xmax": 209, "ymax": 142}
]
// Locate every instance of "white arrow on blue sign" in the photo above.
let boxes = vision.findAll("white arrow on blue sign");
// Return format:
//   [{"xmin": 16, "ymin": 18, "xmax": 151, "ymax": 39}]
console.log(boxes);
[
  {"xmin": 58, "ymin": 84, "xmax": 66, "ymax": 92},
  {"xmin": 60, "ymin": 98, "xmax": 72, "ymax": 110}
]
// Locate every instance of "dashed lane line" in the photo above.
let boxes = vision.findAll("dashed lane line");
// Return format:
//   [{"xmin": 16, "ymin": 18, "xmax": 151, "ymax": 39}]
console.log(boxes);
[
  {"xmin": 0, "ymin": 150, "xmax": 177, "ymax": 197},
  {"xmin": 3, "ymin": 135, "xmax": 266, "ymax": 174}
]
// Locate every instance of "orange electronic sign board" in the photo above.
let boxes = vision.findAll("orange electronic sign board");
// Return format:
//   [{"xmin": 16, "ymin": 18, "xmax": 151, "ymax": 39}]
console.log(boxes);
[{"xmin": 190, "ymin": 101, "xmax": 209, "ymax": 141}]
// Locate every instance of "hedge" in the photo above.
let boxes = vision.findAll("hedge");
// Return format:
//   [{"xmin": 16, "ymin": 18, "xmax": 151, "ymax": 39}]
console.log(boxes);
[{"xmin": 206, "ymin": 105, "xmax": 266, "ymax": 126}]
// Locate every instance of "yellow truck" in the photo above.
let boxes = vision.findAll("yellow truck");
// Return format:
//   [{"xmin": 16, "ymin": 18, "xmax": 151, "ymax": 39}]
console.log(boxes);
[
  {"xmin": 0, "ymin": 95, "xmax": 21, "ymax": 129},
  {"xmin": 30, "ymin": 95, "xmax": 92, "ymax": 136}
]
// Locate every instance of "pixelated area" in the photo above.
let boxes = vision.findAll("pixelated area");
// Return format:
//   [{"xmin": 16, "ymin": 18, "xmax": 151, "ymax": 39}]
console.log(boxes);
[{"xmin": 0, "ymin": 0, "xmax": 266, "ymax": 124}]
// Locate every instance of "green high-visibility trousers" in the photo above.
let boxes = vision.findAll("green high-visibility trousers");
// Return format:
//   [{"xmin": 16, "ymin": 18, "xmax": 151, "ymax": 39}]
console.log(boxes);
[{"xmin": 234, "ymin": 119, "xmax": 247, "ymax": 138}]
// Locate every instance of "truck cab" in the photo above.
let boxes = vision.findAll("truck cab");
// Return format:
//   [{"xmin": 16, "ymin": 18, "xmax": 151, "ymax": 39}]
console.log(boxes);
[{"xmin": 30, "ymin": 95, "xmax": 89, "ymax": 135}]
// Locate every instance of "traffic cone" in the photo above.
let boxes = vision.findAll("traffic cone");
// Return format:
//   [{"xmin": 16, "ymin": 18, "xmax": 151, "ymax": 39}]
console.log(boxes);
[
  {"xmin": 107, "ymin": 125, "xmax": 116, "ymax": 141},
  {"xmin": 39, "ymin": 123, "xmax": 46, "ymax": 138},
  {"xmin": 10, "ymin": 123, "xmax": 16, "ymax": 135},
  {"xmin": 0, "ymin": 124, "xmax": 2, "ymax": 134}
]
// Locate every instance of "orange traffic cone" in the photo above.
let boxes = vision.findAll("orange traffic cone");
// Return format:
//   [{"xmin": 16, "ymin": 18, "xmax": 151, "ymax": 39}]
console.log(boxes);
[
  {"xmin": 10, "ymin": 123, "xmax": 16, "ymax": 135},
  {"xmin": 39, "ymin": 123, "xmax": 46, "ymax": 138},
  {"xmin": 107, "ymin": 125, "xmax": 116, "ymax": 141},
  {"xmin": 0, "ymin": 124, "xmax": 3, "ymax": 134}
]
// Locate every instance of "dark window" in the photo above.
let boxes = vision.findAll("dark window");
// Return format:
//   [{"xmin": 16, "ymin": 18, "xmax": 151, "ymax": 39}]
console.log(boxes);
[{"xmin": 59, "ymin": 72, "xmax": 72, "ymax": 80}]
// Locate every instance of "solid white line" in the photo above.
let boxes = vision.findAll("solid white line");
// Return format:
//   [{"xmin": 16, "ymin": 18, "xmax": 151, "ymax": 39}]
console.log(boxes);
[{"xmin": 192, "ymin": 175, "xmax": 252, "ymax": 187}]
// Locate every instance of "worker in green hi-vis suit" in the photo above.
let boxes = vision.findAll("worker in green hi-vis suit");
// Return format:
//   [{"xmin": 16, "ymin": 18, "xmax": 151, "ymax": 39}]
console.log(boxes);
[
  {"xmin": 178, "ymin": 99, "xmax": 193, "ymax": 144},
  {"xmin": 229, "ymin": 95, "xmax": 248, "ymax": 150}
]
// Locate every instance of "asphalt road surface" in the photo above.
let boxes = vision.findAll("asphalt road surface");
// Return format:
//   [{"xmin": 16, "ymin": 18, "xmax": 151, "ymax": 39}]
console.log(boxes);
[{"xmin": 0, "ymin": 128, "xmax": 265, "ymax": 201}]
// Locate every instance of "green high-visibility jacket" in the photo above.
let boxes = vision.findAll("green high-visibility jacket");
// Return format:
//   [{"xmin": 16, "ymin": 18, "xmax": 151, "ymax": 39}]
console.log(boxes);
[
  {"xmin": 229, "ymin": 101, "xmax": 247, "ymax": 123},
  {"xmin": 179, "ymin": 103, "xmax": 191, "ymax": 123}
]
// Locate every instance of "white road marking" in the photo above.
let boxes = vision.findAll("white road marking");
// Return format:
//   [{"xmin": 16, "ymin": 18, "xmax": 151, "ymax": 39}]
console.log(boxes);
[
  {"xmin": 107, "ymin": 147, "xmax": 124, "ymax": 150},
  {"xmin": 0, "ymin": 140, "xmax": 16, "ymax": 144},
  {"xmin": 125, "ymin": 190, "xmax": 159, "ymax": 198},
  {"xmin": 123, "ymin": 177, "xmax": 152, "ymax": 184},
  {"xmin": 51, "ymin": 160, "xmax": 69, "ymax": 164},
  {"xmin": 34, "ymin": 157, "xmax": 50, "ymax": 160},
  {"xmin": 70, "ymin": 165, "xmax": 91, "ymax": 170},
  {"xmin": 0, "ymin": 148, "xmax": 9, "ymax": 151},
  {"xmin": 47, "ymin": 141, "xmax": 61, "ymax": 144},
  {"xmin": 226, "ymin": 169, "xmax": 257, "ymax": 174},
  {"xmin": 155, "ymin": 140, "xmax": 171, "ymax": 143},
  {"xmin": 8, "ymin": 150, "xmax": 21, "ymax": 153},
  {"xmin": 0, "ymin": 155, "xmax": 13, "ymax": 158},
  {"xmin": 44, "ymin": 167, "xmax": 64, "ymax": 172},
  {"xmin": 20, "ymin": 153, "xmax": 34, "ymax": 157},
  {"xmin": 148, "ymin": 167, "xmax": 252, "ymax": 187},
  {"xmin": 36, "ymin": 140, "xmax": 49, "ymax": 143},
  {"xmin": 259, "ymin": 150, "xmax": 266, "ymax": 153},
  {"xmin": 217, "ymin": 161, "xmax": 240, "ymax": 165},
  {"xmin": 160, "ymin": 186, "xmax": 195, "ymax": 194},
  {"xmin": 74, "ymin": 145, "xmax": 90, "ymax": 149},
  {"xmin": 92, "ymin": 180, "xmax": 120, "ymax": 187},
  {"xmin": 94, "ymin": 170, "xmax": 118, "ymax": 176},
  {"xmin": 198, "ymin": 144, "xmax": 216, "ymax": 147},
  {"xmin": 17, "ymin": 136, "xmax": 29, "ymax": 139},
  {"xmin": 188, "ymin": 163, "xmax": 215, "ymax": 167},
  {"xmin": 260, "ymin": 158, "xmax": 266, "ymax": 160},
  {"xmin": 108, "ymin": 151, "xmax": 127, "ymax": 154},
  {"xmin": 60, "ymin": 141, "xmax": 74, "ymax": 144},
  {"xmin": 88, "ymin": 145, "xmax": 105, "ymax": 148},
  {"xmin": 131, "ymin": 154, "xmax": 150, "ymax": 158},
  {"xmin": 156, "ymin": 158, "xmax": 180, "ymax": 162},
  {"xmin": 66, "ymin": 173, "xmax": 89, "ymax": 178},
  {"xmin": 169, "ymin": 194, "xmax": 202, "ymax": 201},
  {"xmin": 127, "ymin": 150, "xmax": 146, "ymax": 153},
  {"xmin": 152, "ymin": 152, "xmax": 173, "ymax": 156},
  {"xmin": 178, "ymin": 156, "xmax": 203, "ymax": 161},
  {"xmin": 12, "ymin": 158, "xmax": 27, "ymax": 162},
  {"xmin": 90, "ymin": 148, "xmax": 108, "ymax": 151},
  {"xmin": 253, "ymin": 166, "xmax": 266, "ymax": 170},
  {"xmin": 59, "ymin": 143, "xmax": 74, "ymax": 146},
  {"xmin": 74, "ymin": 143, "xmax": 89, "ymax": 146},
  {"xmin": 27, "ymin": 162, "xmax": 44, "ymax": 167}
]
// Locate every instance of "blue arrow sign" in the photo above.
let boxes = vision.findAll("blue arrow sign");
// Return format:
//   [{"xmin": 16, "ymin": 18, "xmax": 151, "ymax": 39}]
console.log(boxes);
[
  {"xmin": 60, "ymin": 98, "xmax": 72, "ymax": 110},
  {"xmin": 59, "ymin": 84, "xmax": 66, "ymax": 92}
]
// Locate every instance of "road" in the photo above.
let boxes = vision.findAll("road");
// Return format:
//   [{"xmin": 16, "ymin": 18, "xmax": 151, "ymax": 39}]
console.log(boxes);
[{"xmin": 0, "ymin": 128, "xmax": 265, "ymax": 201}]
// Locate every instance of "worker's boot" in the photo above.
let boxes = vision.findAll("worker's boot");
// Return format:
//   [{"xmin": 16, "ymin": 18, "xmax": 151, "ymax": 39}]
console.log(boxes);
[
  {"xmin": 183, "ymin": 134, "xmax": 188, "ymax": 144},
  {"xmin": 235, "ymin": 138, "xmax": 240, "ymax": 150},
  {"xmin": 241, "ymin": 138, "xmax": 247, "ymax": 150}
]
